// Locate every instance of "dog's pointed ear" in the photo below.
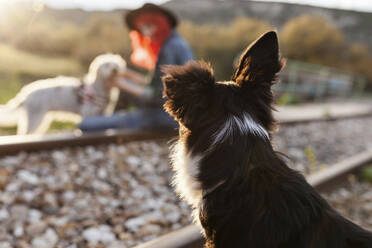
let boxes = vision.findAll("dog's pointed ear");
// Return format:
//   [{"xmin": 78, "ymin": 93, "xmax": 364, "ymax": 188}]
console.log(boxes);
[{"xmin": 232, "ymin": 31, "xmax": 284, "ymax": 87}]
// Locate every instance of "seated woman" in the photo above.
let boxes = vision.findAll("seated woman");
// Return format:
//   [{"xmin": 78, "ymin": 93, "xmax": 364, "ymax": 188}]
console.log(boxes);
[{"xmin": 79, "ymin": 3, "xmax": 194, "ymax": 131}]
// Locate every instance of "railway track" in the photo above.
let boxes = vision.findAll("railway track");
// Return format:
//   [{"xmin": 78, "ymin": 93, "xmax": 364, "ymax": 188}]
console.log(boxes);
[
  {"xmin": 0, "ymin": 129, "xmax": 177, "ymax": 157},
  {"xmin": 0, "ymin": 109, "xmax": 372, "ymax": 247},
  {"xmin": 0, "ymin": 109, "xmax": 371, "ymax": 157}
]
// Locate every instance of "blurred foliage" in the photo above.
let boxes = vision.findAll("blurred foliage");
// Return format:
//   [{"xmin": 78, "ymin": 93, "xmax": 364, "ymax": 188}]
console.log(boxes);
[
  {"xmin": 0, "ymin": 126, "xmax": 17, "ymax": 136},
  {"xmin": 305, "ymin": 146, "xmax": 318, "ymax": 175},
  {"xmin": 0, "ymin": 43, "xmax": 82, "ymax": 77},
  {"xmin": 345, "ymin": 43, "xmax": 372, "ymax": 88},
  {"xmin": 179, "ymin": 18, "xmax": 272, "ymax": 80},
  {"xmin": 281, "ymin": 15, "xmax": 347, "ymax": 67},
  {"xmin": 70, "ymin": 16, "xmax": 131, "ymax": 66},
  {"xmin": 277, "ymin": 93, "xmax": 302, "ymax": 106},
  {"xmin": 361, "ymin": 166, "xmax": 372, "ymax": 184},
  {"xmin": 281, "ymin": 14, "xmax": 372, "ymax": 86},
  {"xmin": 49, "ymin": 121, "xmax": 76, "ymax": 132}
]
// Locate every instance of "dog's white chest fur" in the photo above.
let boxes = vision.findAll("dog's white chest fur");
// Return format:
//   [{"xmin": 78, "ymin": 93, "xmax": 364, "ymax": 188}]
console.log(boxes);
[
  {"xmin": 170, "ymin": 113, "xmax": 269, "ymax": 210},
  {"xmin": 170, "ymin": 141, "xmax": 203, "ymax": 208}
]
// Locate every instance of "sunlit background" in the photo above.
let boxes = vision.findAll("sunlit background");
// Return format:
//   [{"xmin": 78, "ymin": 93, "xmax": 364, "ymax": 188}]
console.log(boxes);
[
  {"xmin": 1, "ymin": 0, "xmax": 372, "ymax": 11},
  {"xmin": 1, "ymin": 1, "xmax": 372, "ymax": 248},
  {"xmin": 0, "ymin": 0, "xmax": 372, "ymax": 135}
]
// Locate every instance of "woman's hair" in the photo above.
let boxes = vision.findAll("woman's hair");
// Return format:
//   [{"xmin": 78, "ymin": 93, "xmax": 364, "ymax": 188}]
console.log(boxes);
[{"xmin": 129, "ymin": 13, "xmax": 172, "ymax": 70}]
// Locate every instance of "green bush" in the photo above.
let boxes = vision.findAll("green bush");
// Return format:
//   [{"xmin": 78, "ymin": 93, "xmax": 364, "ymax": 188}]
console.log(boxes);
[
  {"xmin": 277, "ymin": 93, "xmax": 302, "ymax": 106},
  {"xmin": 179, "ymin": 18, "xmax": 272, "ymax": 80},
  {"xmin": 281, "ymin": 14, "xmax": 347, "ymax": 67},
  {"xmin": 361, "ymin": 166, "xmax": 372, "ymax": 184}
]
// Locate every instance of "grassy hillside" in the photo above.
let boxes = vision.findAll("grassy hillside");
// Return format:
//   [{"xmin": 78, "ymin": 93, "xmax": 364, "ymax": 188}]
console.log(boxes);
[
  {"xmin": 164, "ymin": 0, "xmax": 372, "ymax": 49},
  {"xmin": 8, "ymin": 1, "xmax": 371, "ymax": 50}
]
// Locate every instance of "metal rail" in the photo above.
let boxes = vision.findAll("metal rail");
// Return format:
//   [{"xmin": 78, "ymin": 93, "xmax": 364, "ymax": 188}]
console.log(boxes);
[
  {"xmin": 0, "ymin": 110, "xmax": 371, "ymax": 157},
  {"xmin": 0, "ymin": 129, "xmax": 177, "ymax": 157},
  {"xmin": 134, "ymin": 225, "xmax": 204, "ymax": 248},
  {"xmin": 133, "ymin": 149, "xmax": 372, "ymax": 248},
  {"xmin": 278, "ymin": 111, "xmax": 372, "ymax": 125}
]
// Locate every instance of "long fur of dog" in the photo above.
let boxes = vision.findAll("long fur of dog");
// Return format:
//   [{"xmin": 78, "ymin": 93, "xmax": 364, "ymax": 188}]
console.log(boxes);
[
  {"xmin": 0, "ymin": 54, "xmax": 126, "ymax": 135},
  {"xmin": 162, "ymin": 31, "xmax": 372, "ymax": 248}
]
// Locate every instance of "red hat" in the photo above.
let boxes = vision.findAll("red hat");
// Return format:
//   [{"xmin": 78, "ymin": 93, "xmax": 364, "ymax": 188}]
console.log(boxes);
[{"xmin": 125, "ymin": 3, "xmax": 178, "ymax": 31}]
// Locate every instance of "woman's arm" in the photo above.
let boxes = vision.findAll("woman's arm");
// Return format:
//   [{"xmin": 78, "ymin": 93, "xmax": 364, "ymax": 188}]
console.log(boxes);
[
  {"xmin": 113, "ymin": 78, "xmax": 146, "ymax": 97},
  {"xmin": 120, "ymin": 68, "xmax": 149, "ymax": 86}
]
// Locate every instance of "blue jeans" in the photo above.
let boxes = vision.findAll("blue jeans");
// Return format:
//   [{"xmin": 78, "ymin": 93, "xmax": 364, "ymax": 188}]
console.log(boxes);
[{"xmin": 79, "ymin": 108, "xmax": 178, "ymax": 132}]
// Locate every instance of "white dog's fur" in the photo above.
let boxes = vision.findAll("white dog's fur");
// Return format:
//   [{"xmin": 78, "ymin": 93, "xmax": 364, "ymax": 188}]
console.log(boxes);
[{"xmin": 0, "ymin": 54, "xmax": 126, "ymax": 134}]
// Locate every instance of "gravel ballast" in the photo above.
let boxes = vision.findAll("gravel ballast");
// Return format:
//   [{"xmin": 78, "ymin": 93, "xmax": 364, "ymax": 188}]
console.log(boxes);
[
  {"xmin": 274, "ymin": 117, "xmax": 372, "ymax": 174},
  {"xmin": 0, "ymin": 116, "xmax": 372, "ymax": 247},
  {"xmin": 322, "ymin": 177, "xmax": 372, "ymax": 230},
  {"xmin": 0, "ymin": 142, "xmax": 191, "ymax": 248}
]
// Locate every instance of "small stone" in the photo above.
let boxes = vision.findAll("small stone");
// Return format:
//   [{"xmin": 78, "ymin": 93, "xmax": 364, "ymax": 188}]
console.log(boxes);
[
  {"xmin": 10, "ymin": 205, "xmax": 28, "ymax": 222},
  {"xmin": 165, "ymin": 211, "xmax": 181, "ymax": 223},
  {"xmin": 28, "ymin": 209, "xmax": 42, "ymax": 223},
  {"xmin": 338, "ymin": 188, "xmax": 351, "ymax": 198},
  {"xmin": 17, "ymin": 170, "xmax": 39, "ymax": 185},
  {"xmin": 109, "ymin": 199, "xmax": 121, "ymax": 208},
  {"xmin": 22, "ymin": 190, "xmax": 36, "ymax": 202},
  {"xmin": 31, "ymin": 228, "xmax": 58, "ymax": 248},
  {"xmin": 108, "ymin": 241, "xmax": 127, "ymax": 248},
  {"xmin": 26, "ymin": 221, "xmax": 47, "ymax": 236},
  {"xmin": 52, "ymin": 151, "xmax": 67, "ymax": 165},
  {"xmin": 97, "ymin": 168, "xmax": 108, "ymax": 179},
  {"xmin": 82, "ymin": 225, "xmax": 116, "ymax": 245},
  {"xmin": 97, "ymin": 197, "xmax": 109, "ymax": 205},
  {"xmin": 1, "ymin": 156, "xmax": 21, "ymax": 166},
  {"xmin": 0, "ymin": 242, "xmax": 12, "ymax": 248},
  {"xmin": 13, "ymin": 224, "xmax": 24, "ymax": 237},
  {"xmin": 14, "ymin": 240, "xmax": 30, "ymax": 248},
  {"xmin": 126, "ymin": 156, "xmax": 141, "ymax": 167},
  {"xmin": 45, "ymin": 228, "xmax": 59, "ymax": 244},
  {"xmin": 43, "ymin": 207, "xmax": 58, "ymax": 216},
  {"xmin": 0, "ymin": 169, "xmax": 10, "ymax": 189},
  {"xmin": 138, "ymin": 224, "xmax": 162, "ymax": 237},
  {"xmin": 112, "ymin": 224, "xmax": 123, "ymax": 235},
  {"xmin": 0, "ymin": 227, "xmax": 11, "ymax": 241},
  {"xmin": 62, "ymin": 190, "xmax": 76, "ymax": 201},
  {"xmin": 125, "ymin": 217, "xmax": 145, "ymax": 232},
  {"xmin": 43, "ymin": 193, "xmax": 58, "ymax": 207},
  {"xmin": 0, "ymin": 208, "xmax": 9, "ymax": 222},
  {"xmin": 5, "ymin": 182, "xmax": 20, "ymax": 192},
  {"xmin": 91, "ymin": 180, "xmax": 111, "ymax": 192},
  {"xmin": 31, "ymin": 237, "xmax": 49, "ymax": 248},
  {"xmin": 51, "ymin": 217, "xmax": 68, "ymax": 227}
]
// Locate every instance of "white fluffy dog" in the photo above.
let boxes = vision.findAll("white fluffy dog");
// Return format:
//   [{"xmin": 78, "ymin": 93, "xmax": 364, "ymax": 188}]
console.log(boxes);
[{"xmin": 0, "ymin": 54, "xmax": 126, "ymax": 135}]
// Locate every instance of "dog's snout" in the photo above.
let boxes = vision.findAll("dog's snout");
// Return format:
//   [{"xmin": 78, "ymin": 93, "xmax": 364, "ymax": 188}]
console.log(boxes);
[{"xmin": 112, "ymin": 67, "xmax": 118, "ymax": 74}]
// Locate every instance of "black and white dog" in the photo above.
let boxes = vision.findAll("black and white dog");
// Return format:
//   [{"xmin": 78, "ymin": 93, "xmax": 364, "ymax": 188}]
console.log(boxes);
[{"xmin": 162, "ymin": 31, "xmax": 372, "ymax": 248}]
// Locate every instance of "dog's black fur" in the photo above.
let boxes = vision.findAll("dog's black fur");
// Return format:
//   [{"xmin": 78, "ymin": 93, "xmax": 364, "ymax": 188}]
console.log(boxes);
[{"xmin": 162, "ymin": 31, "xmax": 372, "ymax": 248}]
